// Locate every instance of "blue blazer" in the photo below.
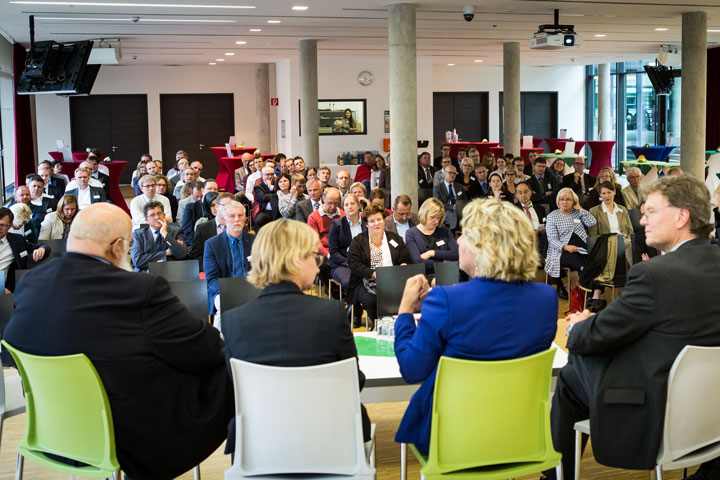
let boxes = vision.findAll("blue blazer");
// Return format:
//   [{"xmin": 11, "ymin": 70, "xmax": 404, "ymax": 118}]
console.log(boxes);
[
  {"xmin": 182, "ymin": 201, "xmax": 203, "ymax": 246},
  {"xmin": 203, "ymin": 230, "xmax": 255, "ymax": 314},
  {"xmin": 393, "ymin": 277, "xmax": 557, "ymax": 453},
  {"xmin": 130, "ymin": 225, "xmax": 188, "ymax": 272},
  {"xmin": 404, "ymin": 226, "xmax": 458, "ymax": 274},
  {"xmin": 327, "ymin": 216, "xmax": 366, "ymax": 269}
]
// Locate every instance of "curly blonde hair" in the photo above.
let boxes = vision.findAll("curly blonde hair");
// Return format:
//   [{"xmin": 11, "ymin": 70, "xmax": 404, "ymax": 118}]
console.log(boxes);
[{"xmin": 460, "ymin": 198, "xmax": 539, "ymax": 281}]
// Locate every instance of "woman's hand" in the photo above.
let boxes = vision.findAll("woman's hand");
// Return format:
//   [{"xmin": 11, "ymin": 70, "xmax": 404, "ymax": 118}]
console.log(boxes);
[
  {"xmin": 563, "ymin": 244, "xmax": 580, "ymax": 253},
  {"xmin": 398, "ymin": 274, "xmax": 430, "ymax": 315},
  {"xmin": 573, "ymin": 202, "xmax": 583, "ymax": 212},
  {"xmin": 641, "ymin": 253, "xmax": 650, "ymax": 261},
  {"xmin": 420, "ymin": 250, "xmax": 435, "ymax": 260}
]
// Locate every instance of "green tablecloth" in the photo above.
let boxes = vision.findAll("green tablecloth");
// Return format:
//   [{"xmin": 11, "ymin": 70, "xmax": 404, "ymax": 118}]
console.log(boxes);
[
  {"xmin": 620, "ymin": 160, "xmax": 680, "ymax": 175},
  {"xmin": 539, "ymin": 153, "xmax": 580, "ymax": 167},
  {"xmin": 354, "ymin": 336, "xmax": 396, "ymax": 357}
]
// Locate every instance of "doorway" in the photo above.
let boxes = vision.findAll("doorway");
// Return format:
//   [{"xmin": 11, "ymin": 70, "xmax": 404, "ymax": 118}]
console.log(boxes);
[
  {"xmin": 433, "ymin": 92, "xmax": 490, "ymax": 157},
  {"xmin": 499, "ymin": 92, "xmax": 559, "ymax": 145}
]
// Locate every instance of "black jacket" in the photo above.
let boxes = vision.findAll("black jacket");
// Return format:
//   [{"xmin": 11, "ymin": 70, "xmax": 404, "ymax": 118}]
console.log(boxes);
[
  {"xmin": 3, "ymin": 232, "xmax": 51, "ymax": 291},
  {"xmin": 526, "ymin": 173, "xmax": 561, "ymax": 206},
  {"xmin": 189, "ymin": 218, "xmax": 220, "ymax": 271},
  {"xmin": 348, "ymin": 230, "xmax": 411, "ymax": 292}
]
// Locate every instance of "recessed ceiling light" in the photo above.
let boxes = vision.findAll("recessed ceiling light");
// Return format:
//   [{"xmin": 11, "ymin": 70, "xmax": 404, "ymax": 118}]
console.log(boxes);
[
  {"xmin": 209, "ymin": 62, "xmax": 216, "ymax": 65},
  {"xmin": 11, "ymin": 1, "xmax": 254, "ymax": 7},
  {"xmin": 224, "ymin": 52, "xmax": 234, "ymax": 55},
  {"xmin": 249, "ymin": 28, "xmax": 261, "ymax": 32},
  {"xmin": 447, "ymin": 63, "xmax": 455, "ymax": 66},
  {"xmin": 655, "ymin": 27, "xmax": 669, "ymax": 31},
  {"xmin": 594, "ymin": 34, "xmax": 606, "ymax": 37},
  {"xmin": 216, "ymin": 58, "xmax": 224, "ymax": 61},
  {"xmin": 235, "ymin": 41, "xmax": 247, "ymax": 45},
  {"xmin": 36, "ymin": 16, "xmax": 132, "ymax": 20},
  {"xmin": 267, "ymin": 19, "xmax": 281, "ymax": 23},
  {"xmin": 474, "ymin": 59, "xmax": 483, "ymax": 63},
  {"xmin": 709, "ymin": 29, "xmax": 720, "ymax": 33},
  {"xmin": 139, "ymin": 18, "xmax": 235, "ymax": 22},
  {"xmin": 292, "ymin": 5, "xmax": 308, "ymax": 10}
]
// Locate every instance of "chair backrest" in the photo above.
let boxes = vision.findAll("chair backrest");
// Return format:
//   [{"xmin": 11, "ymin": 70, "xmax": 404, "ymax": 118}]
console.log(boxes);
[
  {"xmin": 148, "ymin": 259, "xmax": 200, "ymax": 281},
  {"xmin": 376, "ymin": 263, "xmax": 425, "ymax": 317},
  {"xmin": 167, "ymin": 279, "xmax": 209, "ymax": 322},
  {"xmin": 29, "ymin": 239, "xmax": 67, "ymax": 268},
  {"xmin": 226, "ymin": 357, "xmax": 374, "ymax": 477},
  {"xmin": 1, "ymin": 340, "xmax": 120, "ymax": 475},
  {"xmin": 219, "ymin": 277, "xmax": 262, "ymax": 313},
  {"xmin": 0, "ymin": 293, "xmax": 14, "ymax": 366},
  {"xmin": 15, "ymin": 269, "xmax": 30, "ymax": 286},
  {"xmin": 434, "ymin": 261, "xmax": 460, "ymax": 286},
  {"xmin": 628, "ymin": 208, "xmax": 642, "ymax": 232},
  {"xmin": 656, "ymin": 345, "xmax": 720, "ymax": 465},
  {"xmin": 423, "ymin": 349, "xmax": 557, "ymax": 476}
]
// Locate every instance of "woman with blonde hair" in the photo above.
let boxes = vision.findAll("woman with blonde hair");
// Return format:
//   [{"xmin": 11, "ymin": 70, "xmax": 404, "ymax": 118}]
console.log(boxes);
[
  {"xmin": 39, "ymin": 194, "xmax": 78, "ymax": 240},
  {"xmin": 585, "ymin": 167, "xmax": 627, "ymax": 210},
  {"xmin": 9, "ymin": 203, "xmax": 38, "ymax": 243},
  {"xmin": 405, "ymin": 198, "xmax": 458, "ymax": 275},
  {"xmin": 394, "ymin": 198, "xmax": 557, "ymax": 454},
  {"xmin": 221, "ymin": 218, "xmax": 371, "ymax": 444}
]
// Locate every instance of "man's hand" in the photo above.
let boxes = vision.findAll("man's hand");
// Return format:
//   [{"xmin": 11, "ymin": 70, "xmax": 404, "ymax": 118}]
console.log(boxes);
[
  {"xmin": 565, "ymin": 309, "xmax": 593, "ymax": 335},
  {"xmin": 32, "ymin": 247, "xmax": 46, "ymax": 262},
  {"xmin": 398, "ymin": 274, "xmax": 430, "ymax": 315},
  {"xmin": 574, "ymin": 171, "xmax": 582, "ymax": 182},
  {"xmin": 158, "ymin": 217, "xmax": 168, "ymax": 237},
  {"xmin": 564, "ymin": 244, "xmax": 580, "ymax": 253},
  {"xmin": 166, "ymin": 248, "xmax": 173, "ymax": 257}
]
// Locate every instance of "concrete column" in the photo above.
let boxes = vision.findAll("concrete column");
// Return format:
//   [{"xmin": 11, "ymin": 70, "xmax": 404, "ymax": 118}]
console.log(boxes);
[
  {"xmin": 681, "ymin": 11, "xmax": 707, "ymax": 179},
  {"xmin": 389, "ymin": 3, "xmax": 418, "ymax": 209},
  {"xmin": 502, "ymin": 42, "xmax": 521, "ymax": 156},
  {"xmin": 299, "ymin": 39, "xmax": 319, "ymax": 168},
  {"xmin": 598, "ymin": 64, "xmax": 611, "ymax": 140},
  {"xmin": 255, "ymin": 63, "xmax": 271, "ymax": 154}
]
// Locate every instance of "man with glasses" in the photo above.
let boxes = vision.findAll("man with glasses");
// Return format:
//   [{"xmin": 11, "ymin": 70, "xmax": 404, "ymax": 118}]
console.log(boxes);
[
  {"xmin": 308, "ymin": 187, "xmax": 344, "ymax": 289},
  {"xmin": 190, "ymin": 192, "xmax": 235, "ymax": 271},
  {"xmin": 203, "ymin": 201, "xmax": 254, "ymax": 314},
  {"xmin": 173, "ymin": 167, "xmax": 198, "ymax": 200},
  {"xmin": 621, "ymin": 166, "xmax": 644, "ymax": 210},
  {"xmin": 433, "ymin": 165, "xmax": 465, "ymax": 230},
  {"xmin": 129, "ymin": 174, "xmax": 172, "ymax": 230},
  {"xmin": 130, "ymin": 201, "xmax": 187, "ymax": 272},
  {"xmin": 562, "ymin": 156, "xmax": 596, "ymax": 207},
  {"xmin": 253, "ymin": 166, "xmax": 281, "ymax": 231},
  {"xmin": 67, "ymin": 167, "xmax": 107, "ymax": 211}
]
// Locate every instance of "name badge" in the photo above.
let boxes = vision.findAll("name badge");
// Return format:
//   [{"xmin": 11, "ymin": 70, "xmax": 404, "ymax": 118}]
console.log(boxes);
[
  {"xmin": 93, "ymin": 195, "xmax": 101, "ymax": 199},
  {"xmin": 247, "ymin": 255, "xmax": 252, "ymax": 262},
  {"xmin": 389, "ymin": 239, "xmax": 399, "ymax": 248},
  {"xmin": 42, "ymin": 193, "xmax": 53, "ymax": 198},
  {"xmin": 574, "ymin": 218, "xmax": 581, "ymax": 224},
  {"xmin": 19, "ymin": 251, "xmax": 27, "ymax": 258},
  {"xmin": 47, "ymin": 208, "xmax": 53, "ymax": 213},
  {"xmin": 24, "ymin": 230, "xmax": 31, "ymax": 236},
  {"xmin": 436, "ymin": 240, "xmax": 445, "ymax": 247}
]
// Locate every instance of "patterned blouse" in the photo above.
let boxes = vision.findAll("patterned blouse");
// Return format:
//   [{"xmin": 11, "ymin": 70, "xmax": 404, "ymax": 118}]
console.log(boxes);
[{"xmin": 544, "ymin": 208, "xmax": 597, "ymax": 278}]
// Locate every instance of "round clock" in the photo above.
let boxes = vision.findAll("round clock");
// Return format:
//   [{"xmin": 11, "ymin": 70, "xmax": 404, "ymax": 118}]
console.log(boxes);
[{"xmin": 358, "ymin": 70, "xmax": 374, "ymax": 86}]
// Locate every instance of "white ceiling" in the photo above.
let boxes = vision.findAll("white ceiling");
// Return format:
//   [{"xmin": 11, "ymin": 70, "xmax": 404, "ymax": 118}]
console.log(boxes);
[{"xmin": 0, "ymin": 0, "xmax": 719, "ymax": 67}]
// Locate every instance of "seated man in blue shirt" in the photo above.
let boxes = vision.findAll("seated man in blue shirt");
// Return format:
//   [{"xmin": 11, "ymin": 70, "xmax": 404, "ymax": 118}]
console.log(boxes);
[
  {"xmin": 384, "ymin": 194, "xmax": 418, "ymax": 243},
  {"xmin": 203, "ymin": 201, "xmax": 254, "ymax": 314}
]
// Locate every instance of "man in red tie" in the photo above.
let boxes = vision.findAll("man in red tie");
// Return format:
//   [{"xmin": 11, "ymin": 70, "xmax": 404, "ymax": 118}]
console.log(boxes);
[{"xmin": 516, "ymin": 182, "xmax": 547, "ymax": 258}]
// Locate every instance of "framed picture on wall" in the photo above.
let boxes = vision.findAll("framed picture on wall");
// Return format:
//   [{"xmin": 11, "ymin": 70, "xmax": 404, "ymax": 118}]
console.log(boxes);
[{"xmin": 318, "ymin": 99, "xmax": 367, "ymax": 135}]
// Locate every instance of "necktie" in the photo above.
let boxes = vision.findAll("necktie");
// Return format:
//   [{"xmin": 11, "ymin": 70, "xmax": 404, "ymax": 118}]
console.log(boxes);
[
  {"xmin": 536, "ymin": 177, "xmax": 545, "ymax": 195},
  {"xmin": 481, "ymin": 182, "xmax": 487, "ymax": 194},
  {"xmin": 425, "ymin": 168, "xmax": 432, "ymax": 183},
  {"xmin": 313, "ymin": 201, "xmax": 320, "ymax": 211},
  {"xmin": 229, "ymin": 237, "xmax": 246, "ymax": 277},
  {"xmin": 524, "ymin": 206, "xmax": 532, "ymax": 220},
  {"xmin": 448, "ymin": 185, "xmax": 456, "ymax": 205},
  {"xmin": 154, "ymin": 231, "xmax": 165, "ymax": 253}
]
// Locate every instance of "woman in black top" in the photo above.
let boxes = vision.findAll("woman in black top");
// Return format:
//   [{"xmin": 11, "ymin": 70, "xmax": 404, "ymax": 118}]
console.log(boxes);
[
  {"xmin": 486, "ymin": 172, "xmax": 513, "ymax": 202},
  {"xmin": 405, "ymin": 198, "xmax": 459, "ymax": 274}
]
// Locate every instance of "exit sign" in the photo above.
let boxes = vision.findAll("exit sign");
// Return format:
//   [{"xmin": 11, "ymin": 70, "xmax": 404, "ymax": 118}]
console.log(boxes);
[{"xmin": 270, "ymin": 98, "xmax": 279, "ymax": 106}]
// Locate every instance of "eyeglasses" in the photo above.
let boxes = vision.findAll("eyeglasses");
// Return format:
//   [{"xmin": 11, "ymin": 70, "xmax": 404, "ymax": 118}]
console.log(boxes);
[
  {"xmin": 0, "ymin": 223, "xmax": 11, "ymax": 229},
  {"xmin": 142, "ymin": 183, "xmax": 156, "ymax": 188},
  {"xmin": 146, "ymin": 212, "xmax": 165, "ymax": 219}
]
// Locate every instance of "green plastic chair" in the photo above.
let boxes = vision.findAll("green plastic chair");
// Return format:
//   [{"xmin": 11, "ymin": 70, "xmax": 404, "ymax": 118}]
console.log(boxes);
[
  {"xmin": 401, "ymin": 348, "xmax": 563, "ymax": 480},
  {"xmin": 1, "ymin": 340, "xmax": 122, "ymax": 479}
]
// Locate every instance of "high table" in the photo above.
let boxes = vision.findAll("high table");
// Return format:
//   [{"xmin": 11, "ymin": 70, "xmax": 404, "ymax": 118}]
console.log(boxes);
[
  {"xmin": 442, "ymin": 142, "xmax": 499, "ymax": 158},
  {"xmin": 539, "ymin": 153, "xmax": 579, "ymax": 167},
  {"xmin": 217, "ymin": 157, "xmax": 245, "ymax": 192},
  {"xmin": 490, "ymin": 147, "xmax": 545, "ymax": 163},
  {"xmin": 48, "ymin": 151, "xmax": 107, "ymax": 162},
  {"xmin": 620, "ymin": 160, "xmax": 681, "ymax": 176},
  {"xmin": 355, "ymin": 332, "xmax": 568, "ymax": 403},
  {"xmin": 59, "ymin": 160, "xmax": 129, "ymax": 214},
  {"xmin": 587, "ymin": 141, "xmax": 616, "ymax": 177},
  {"xmin": 210, "ymin": 146, "xmax": 256, "ymax": 162},
  {"xmin": 629, "ymin": 146, "xmax": 676, "ymax": 163},
  {"xmin": 542, "ymin": 139, "xmax": 586, "ymax": 155},
  {"xmin": 706, "ymin": 151, "xmax": 720, "ymax": 160}
]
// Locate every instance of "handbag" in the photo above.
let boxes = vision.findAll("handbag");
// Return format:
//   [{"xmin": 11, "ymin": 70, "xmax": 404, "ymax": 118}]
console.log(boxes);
[{"xmin": 569, "ymin": 287, "xmax": 585, "ymax": 313}]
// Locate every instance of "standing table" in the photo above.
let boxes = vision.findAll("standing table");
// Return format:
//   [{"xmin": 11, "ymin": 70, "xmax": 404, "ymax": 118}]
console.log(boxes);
[
  {"xmin": 587, "ymin": 141, "xmax": 616, "ymax": 177},
  {"xmin": 628, "ymin": 146, "xmax": 676, "ymax": 163},
  {"xmin": 491, "ymin": 147, "xmax": 545, "ymax": 164},
  {"xmin": 210, "ymin": 146, "xmax": 256, "ymax": 162},
  {"xmin": 217, "ymin": 157, "xmax": 245, "ymax": 192},
  {"xmin": 442, "ymin": 142, "xmax": 499, "ymax": 158}
]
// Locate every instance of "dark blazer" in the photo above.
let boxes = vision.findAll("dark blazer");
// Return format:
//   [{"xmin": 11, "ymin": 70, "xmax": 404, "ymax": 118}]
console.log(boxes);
[
  {"xmin": 253, "ymin": 182, "xmax": 281, "ymax": 220},
  {"xmin": 562, "ymin": 238, "xmax": 720, "ymax": 469},
  {"xmin": 516, "ymin": 202, "xmax": 547, "ymax": 225},
  {"xmin": 295, "ymin": 197, "xmax": 318, "ymax": 223},
  {"xmin": 203, "ymin": 230, "xmax": 255, "ymax": 313},
  {"xmin": 526, "ymin": 173, "xmax": 561, "ymax": 206},
  {"xmin": 93, "ymin": 171, "xmax": 112, "ymax": 202},
  {"xmin": 221, "ymin": 281, "xmax": 370, "ymax": 447},
  {"xmin": 418, "ymin": 165, "xmax": 436, "ymax": 189},
  {"xmin": 130, "ymin": 225, "xmax": 188, "ymax": 272},
  {"xmin": 378, "ymin": 168, "xmax": 391, "ymax": 208},
  {"xmin": 328, "ymin": 216, "xmax": 366, "ymax": 269},
  {"xmin": 44, "ymin": 183, "xmax": 64, "ymax": 203},
  {"xmin": 433, "ymin": 181, "xmax": 467, "ymax": 230},
  {"xmin": 584, "ymin": 185, "xmax": 626, "ymax": 210},
  {"xmin": 3, "ymin": 253, "xmax": 232, "ymax": 480},
  {"xmin": 562, "ymin": 172, "xmax": 596, "ymax": 205},
  {"xmin": 3, "ymin": 232, "xmax": 51, "ymax": 291},
  {"xmin": 405, "ymin": 226, "xmax": 459, "ymax": 274},
  {"xmin": 347, "ymin": 230, "xmax": 411, "ymax": 292},
  {"xmin": 394, "ymin": 277, "xmax": 557, "ymax": 453},
  {"xmin": 182, "ymin": 201, "xmax": 204, "ymax": 246},
  {"xmin": 65, "ymin": 186, "xmax": 107, "ymax": 205},
  {"xmin": 49, "ymin": 175, "xmax": 66, "ymax": 193},
  {"xmin": 189, "ymin": 219, "xmax": 219, "ymax": 271},
  {"xmin": 468, "ymin": 179, "xmax": 489, "ymax": 199},
  {"xmin": 166, "ymin": 193, "xmax": 179, "ymax": 221}
]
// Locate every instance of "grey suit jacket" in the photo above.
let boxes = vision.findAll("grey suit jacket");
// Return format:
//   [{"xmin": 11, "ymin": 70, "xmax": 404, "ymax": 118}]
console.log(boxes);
[
  {"xmin": 384, "ymin": 213, "xmax": 419, "ymax": 236},
  {"xmin": 432, "ymin": 181, "xmax": 466, "ymax": 229},
  {"xmin": 295, "ymin": 198, "xmax": 318, "ymax": 223},
  {"xmin": 131, "ymin": 224, "xmax": 188, "ymax": 272},
  {"xmin": 565, "ymin": 238, "xmax": 720, "ymax": 469}
]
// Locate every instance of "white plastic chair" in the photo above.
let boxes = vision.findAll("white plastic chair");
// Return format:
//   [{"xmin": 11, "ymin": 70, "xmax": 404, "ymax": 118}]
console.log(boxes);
[
  {"xmin": 225, "ymin": 357, "xmax": 376, "ymax": 480},
  {"xmin": 573, "ymin": 345, "xmax": 720, "ymax": 479},
  {"xmin": 0, "ymin": 344, "xmax": 26, "ymax": 451},
  {"xmin": 705, "ymin": 153, "xmax": 720, "ymax": 208}
]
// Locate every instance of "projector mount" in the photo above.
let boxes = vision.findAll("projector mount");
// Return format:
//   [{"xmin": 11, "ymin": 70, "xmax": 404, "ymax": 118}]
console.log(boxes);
[{"xmin": 536, "ymin": 9, "xmax": 578, "ymax": 36}]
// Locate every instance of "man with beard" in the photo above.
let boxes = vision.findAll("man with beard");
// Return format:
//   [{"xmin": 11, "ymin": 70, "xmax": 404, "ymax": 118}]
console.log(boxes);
[{"xmin": 3, "ymin": 203, "xmax": 232, "ymax": 480}]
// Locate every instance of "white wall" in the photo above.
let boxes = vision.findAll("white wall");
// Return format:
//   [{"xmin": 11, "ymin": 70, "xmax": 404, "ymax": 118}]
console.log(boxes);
[{"xmin": 0, "ymin": 36, "xmax": 16, "ymax": 188}]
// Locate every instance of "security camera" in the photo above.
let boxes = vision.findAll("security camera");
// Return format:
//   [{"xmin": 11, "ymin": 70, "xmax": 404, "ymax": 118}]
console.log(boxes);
[
  {"xmin": 463, "ymin": 5, "xmax": 475, "ymax": 22},
  {"xmin": 131, "ymin": 16, "xmax": 140, "ymax": 23}
]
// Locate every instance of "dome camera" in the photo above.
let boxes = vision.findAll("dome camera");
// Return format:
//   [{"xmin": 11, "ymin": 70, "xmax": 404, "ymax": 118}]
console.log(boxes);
[{"xmin": 463, "ymin": 5, "xmax": 475, "ymax": 22}]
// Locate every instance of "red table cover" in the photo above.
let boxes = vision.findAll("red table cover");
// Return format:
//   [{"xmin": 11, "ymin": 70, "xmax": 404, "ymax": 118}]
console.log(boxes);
[
  {"xmin": 490, "ymin": 147, "xmax": 545, "ymax": 164},
  {"xmin": 210, "ymin": 146, "xmax": 256, "ymax": 162},
  {"xmin": 542, "ymin": 139, "xmax": 586, "ymax": 155},
  {"xmin": 587, "ymin": 141, "xmax": 616, "ymax": 177},
  {"xmin": 442, "ymin": 142, "xmax": 499, "ymax": 158},
  {"xmin": 217, "ymin": 157, "xmax": 245, "ymax": 192}
]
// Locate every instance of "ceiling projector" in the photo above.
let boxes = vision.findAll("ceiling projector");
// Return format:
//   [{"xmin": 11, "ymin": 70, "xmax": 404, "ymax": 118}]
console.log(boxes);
[{"xmin": 529, "ymin": 9, "xmax": 583, "ymax": 50}]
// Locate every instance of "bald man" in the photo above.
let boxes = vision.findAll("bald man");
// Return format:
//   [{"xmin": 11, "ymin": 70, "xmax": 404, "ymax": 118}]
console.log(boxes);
[{"xmin": 3, "ymin": 203, "xmax": 232, "ymax": 479}]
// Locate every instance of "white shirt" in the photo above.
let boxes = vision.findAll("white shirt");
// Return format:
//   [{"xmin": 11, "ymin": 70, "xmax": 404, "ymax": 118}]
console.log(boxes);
[
  {"xmin": 0, "ymin": 237, "xmax": 14, "ymax": 274},
  {"xmin": 244, "ymin": 171, "xmax": 262, "ymax": 202},
  {"xmin": 30, "ymin": 197, "xmax": 43, "ymax": 207},
  {"xmin": 97, "ymin": 164, "xmax": 110, "ymax": 176},
  {"xmin": 130, "ymin": 193, "xmax": 173, "ymax": 229},
  {"xmin": 319, "ymin": 208, "xmax": 342, "ymax": 219},
  {"xmin": 521, "ymin": 202, "xmax": 541, "ymax": 230},
  {"xmin": 379, "ymin": 233, "xmax": 393, "ymax": 267},
  {"xmin": 601, "ymin": 202, "xmax": 623, "ymax": 235},
  {"xmin": 76, "ymin": 187, "xmax": 92, "ymax": 210},
  {"xmin": 66, "ymin": 177, "xmax": 103, "ymax": 190}
]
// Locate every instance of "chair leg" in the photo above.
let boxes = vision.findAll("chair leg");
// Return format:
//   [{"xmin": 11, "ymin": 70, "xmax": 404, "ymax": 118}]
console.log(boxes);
[
  {"xmin": 655, "ymin": 465, "xmax": 663, "ymax": 480},
  {"xmin": 193, "ymin": 465, "xmax": 201, "ymax": 480},
  {"xmin": 574, "ymin": 429, "xmax": 582, "ymax": 480},
  {"xmin": 15, "ymin": 453, "xmax": 24, "ymax": 480},
  {"xmin": 681, "ymin": 468, "xmax": 688, "ymax": 479},
  {"xmin": 556, "ymin": 462, "xmax": 564, "ymax": 480},
  {"xmin": 400, "ymin": 443, "xmax": 407, "ymax": 480}
]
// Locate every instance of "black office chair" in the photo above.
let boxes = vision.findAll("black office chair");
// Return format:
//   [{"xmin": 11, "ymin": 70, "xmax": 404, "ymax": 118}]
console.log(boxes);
[
  {"xmin": 167, "ymin": 279, "xmax": 209, "ymax": 323},
  {"xmin": 219, "ymin": 277, "xmax": 262, "ymax": 313},
  {"xmin": 28, "ymin": 238, "xmax": 67, "ymax": 268},
  {"xmin": 434, "ymin": 261, "xmax": 460, "ymax": 286},
  {"xmin": 376, "ymin": 263, "xmax": 425, "ymax": 319},
  {"xmin": 0, "ymin": 293, "xmax": 14, "ymax": 365},
  {"xmin": 14, "ymin": 269, "xmax": 30, "ymax": 286},
  {"xmin": 148, "ymin": 260, "xmax": 200, "ymax": 281}
]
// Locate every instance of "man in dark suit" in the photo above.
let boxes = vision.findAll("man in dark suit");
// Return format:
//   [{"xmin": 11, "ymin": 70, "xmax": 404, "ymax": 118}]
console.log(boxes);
[
  {"xmin": 66, "ymin": 167, "xmax": 107, "ymax": 210},
  {"xmin": 433, "ymin": 143, "xmax": 458, "ymax": 170},
  {"xmin": 25, "ymin": 174, "xmax": 57, "ymax": 229},
  {"xmin": 3, "ymin": 203, "xmax": 232, "ymax": 480},
  {"xmin": 295, "ymin": 179, "xmax": 323, "ymax": 223},
  {"xmin": 85, "ymin": 155, "xmax": 112, "ymax": 202},
  {"xmin": 203, "ymin": 201, "xmax": 254, "ymax": 314},
  {"xmin": 37, "ymin": 162, "xmax": 64, "ymax": 203},
  {"xmin": 515, "ymin": 181, "xmax": 548, "ymax": 258},
  {"xmin": 253, "ymin": 166, "xmax": 281, "ymax": 231},
  {"xmin": 546, "ymin": 175, "xmax": 720, "ymax": 479},
  {"xmin": 562, "ymin": 157, "xmax": 596, "ymax": 207},
  {"xmin": 190, "ymin": 192, "xmax": 234, "ymax": 271},
  {"xmin": 432, "ymin": 165, "xmax": 466, "ymax": 231},
  {"xmin": 384, "ymin": 194, "xmax": 418, "ymax": 243},
  {"xmin": 130, "ymin": 201, "xmax": 187, "ymax": 272},
  {"xmin": 526, "ymin": 157, "xmax": 560, "ymax": 208},
  {"xmin": 181, "ymin": 180, "xmax": 219, "ymax": 246},
  {"xmin": 417, "ymin": 151, "xmax": 436, "ymax": 189},
  {"xmin": 0, "ymin": 206, "xmax": 50, "ymax": 291}
]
